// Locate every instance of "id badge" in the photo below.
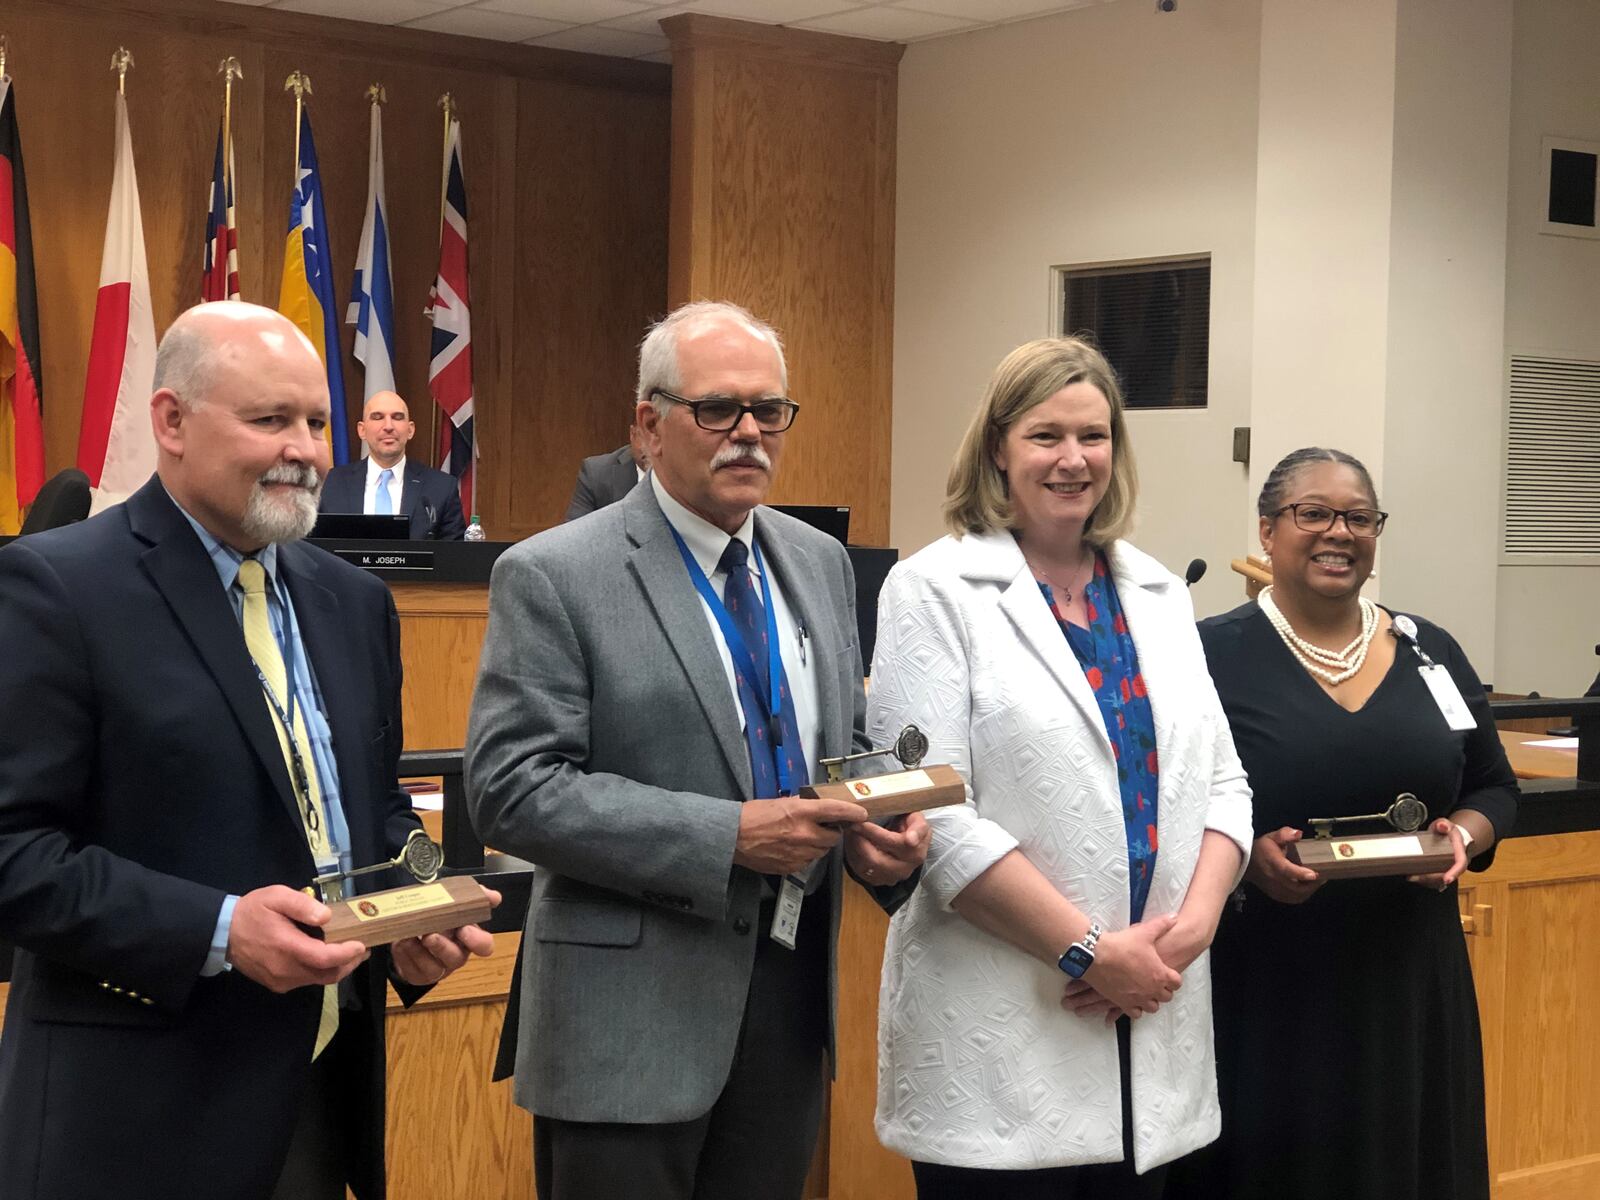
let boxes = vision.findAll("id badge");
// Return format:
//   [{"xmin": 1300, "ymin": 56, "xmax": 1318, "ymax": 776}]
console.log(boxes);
[
  {"xmin": 1419, "ymin": 665, "xmax": 1478, "ymax": 732},
  {"xmin": 770, "ymin": 876, "xmax": 805, "ymax": 950}
]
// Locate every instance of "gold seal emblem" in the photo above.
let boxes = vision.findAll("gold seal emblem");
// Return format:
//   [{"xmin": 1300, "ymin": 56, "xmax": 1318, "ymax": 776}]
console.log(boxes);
[{"xmin": 358, "ymin": 900, "xmax": 380, "ymax": 917}]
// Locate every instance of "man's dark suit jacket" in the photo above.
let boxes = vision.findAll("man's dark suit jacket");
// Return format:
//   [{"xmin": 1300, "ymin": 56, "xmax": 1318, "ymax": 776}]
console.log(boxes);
[
  {"xmin": 319, "ymin": 457, "xmax": 466, "ymax": 539},
  {"xmin": 564, "ymin": 444, "xmax": 640, "ymax": 521},
  {"xmin": 0, "ymin": 478, "xmax": 422, "ymax": 1200}
]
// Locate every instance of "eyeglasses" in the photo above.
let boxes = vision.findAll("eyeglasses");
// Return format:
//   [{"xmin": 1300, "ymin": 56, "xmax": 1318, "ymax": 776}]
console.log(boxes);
[
  {"xmin": 651, "ymin": 389, "xmax": 800, "ymax": 433},
  {"xmin": 1271, "ymin": 503, "xmax": 1389, "ymax": 538}
]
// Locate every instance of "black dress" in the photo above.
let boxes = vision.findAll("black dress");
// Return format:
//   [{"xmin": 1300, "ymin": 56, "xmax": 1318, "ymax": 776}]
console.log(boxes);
[{"xmin": 1166, "ymin": 603, "xmax": 1518, "ymax": 1200}]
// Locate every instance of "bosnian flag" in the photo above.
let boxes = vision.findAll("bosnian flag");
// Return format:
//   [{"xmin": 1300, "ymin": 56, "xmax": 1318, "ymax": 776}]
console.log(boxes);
[
  {"xmin": 346, "ymin": 100, "xmax": 395, "ymax": 424},
  {"xmin": 77, "ymin": 91, "xmax": 157, "ymax": 512},
  {"xmin": 277, "ymin": 108, "xmax": 350, "ymax": 464},
  {"xmin": 428, "ymin": 116, "xmax": 474, "ymax": 516},
  {"xmin": 202, "ymin": 118, "xmax": 239, "ymax": 302}
]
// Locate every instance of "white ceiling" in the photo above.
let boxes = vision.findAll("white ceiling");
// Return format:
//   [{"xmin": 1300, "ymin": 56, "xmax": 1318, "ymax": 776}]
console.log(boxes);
[{"xmin": 225, "ymin": 0, "xmax": 1106, "ymax": 63}]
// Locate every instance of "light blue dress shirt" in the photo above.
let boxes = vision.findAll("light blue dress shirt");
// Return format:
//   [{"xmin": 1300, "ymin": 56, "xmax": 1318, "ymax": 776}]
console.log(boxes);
[{"xmin": 169, "ymin": 498, "xmax": 353, "ymax": 976}]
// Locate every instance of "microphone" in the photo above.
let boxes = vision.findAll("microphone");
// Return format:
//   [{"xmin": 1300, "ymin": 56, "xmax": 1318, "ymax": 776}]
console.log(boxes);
[
  {"xmin": 1184, "ymin": 558, "xmax": 1207, "ymax": 588},
  {"xmin": 421, "ymin": 499, "xmax": 438, "ymax": 540}
]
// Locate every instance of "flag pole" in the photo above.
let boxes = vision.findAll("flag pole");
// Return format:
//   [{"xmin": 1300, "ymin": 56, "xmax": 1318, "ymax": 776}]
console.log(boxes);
[
  {"xmin": 284, "ymin": 70, "xmax": 312, "ymax": 178},
  {"xmin": 110, "ymin": 47, "xmax": 132, "ymax": 95},
  {"xmin": 436, "ymin": 92, "xmax": 456, "ymax": 241},
  {"xmin": 1, "ymin": 34, "xmax": 11, "ymax": 83},
  {"xmin": 219, "ymin": 57, "xmax": 242, "ymax": 188}
]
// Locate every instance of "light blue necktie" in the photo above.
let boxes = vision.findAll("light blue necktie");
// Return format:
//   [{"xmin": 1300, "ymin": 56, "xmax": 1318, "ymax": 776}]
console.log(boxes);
[{"xmin": 374, "ymin": 468, "xmax": 394, "ymax": 515}]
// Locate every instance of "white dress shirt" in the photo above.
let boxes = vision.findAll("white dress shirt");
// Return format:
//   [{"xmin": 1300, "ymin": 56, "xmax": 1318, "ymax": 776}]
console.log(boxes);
[
  {"xmin": 363, "ymin": 456, "xmax": 406, "ymax": 515},
  {"xmin": 651, "ymin": 472, "xmax": 821, "ymax": 785}
]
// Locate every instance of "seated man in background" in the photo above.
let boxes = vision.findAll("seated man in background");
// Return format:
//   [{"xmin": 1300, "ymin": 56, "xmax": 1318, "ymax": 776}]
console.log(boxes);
[
  {"xmin": 319, "ymin": 390, "xmax": 466, "ymax": 539},
  {"xmin": 564, "ymin": 420, "xmax": 650, "ymax": 520}
]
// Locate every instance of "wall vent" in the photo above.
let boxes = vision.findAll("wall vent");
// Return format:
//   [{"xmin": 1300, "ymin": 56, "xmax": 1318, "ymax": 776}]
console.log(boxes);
[{"xmin": 1504, "ymin": 354, "xmax": 1600, "ymax": 555}]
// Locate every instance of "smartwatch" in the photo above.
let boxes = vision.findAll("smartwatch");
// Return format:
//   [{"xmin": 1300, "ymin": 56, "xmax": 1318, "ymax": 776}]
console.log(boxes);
[{"xmin": 1057, "ymin": 921, "xmax": 1102, "ymax": 980}]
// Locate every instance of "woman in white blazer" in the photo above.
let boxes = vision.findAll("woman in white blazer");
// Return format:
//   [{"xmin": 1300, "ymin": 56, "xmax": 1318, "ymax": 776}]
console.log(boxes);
[{"xmin": 868, "ymin": 338, "xmax": 1253, "ymax": 1199}]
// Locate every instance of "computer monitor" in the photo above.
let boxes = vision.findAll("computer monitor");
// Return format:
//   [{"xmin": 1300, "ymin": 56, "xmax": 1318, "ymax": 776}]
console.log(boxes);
[
  {"xmin": 770, "ymin": 504, "xmax": 849, "ymax": 545},
  {"xmin": 310, "ymin": 514, "xmax": 412, "ymax": 540}
]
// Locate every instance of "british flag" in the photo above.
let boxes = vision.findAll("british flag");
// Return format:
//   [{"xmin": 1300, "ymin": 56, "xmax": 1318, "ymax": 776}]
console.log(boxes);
[
  {"xmin": 201, "ymin": 119, "xmax": 238, "ymax": 302},
  {"xmin": 428, "ymin": 116, "xmax": 474, "ymax": 517}
]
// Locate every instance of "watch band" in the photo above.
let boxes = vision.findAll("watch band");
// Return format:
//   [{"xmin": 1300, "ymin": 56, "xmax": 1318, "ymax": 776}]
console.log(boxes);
[{"xmin": 1057, "ymin": 921, "xmax": 1103, "ymax": 979}]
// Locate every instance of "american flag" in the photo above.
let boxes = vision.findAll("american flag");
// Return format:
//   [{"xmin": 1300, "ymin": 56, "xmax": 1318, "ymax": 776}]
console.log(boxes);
[
  {"xmin": 202, "ymin": 119, "xmax": 238, "ymax": 302},
  {"xmin": 428, "ymin": 116, "xmax": 474, "ymax": 517}
]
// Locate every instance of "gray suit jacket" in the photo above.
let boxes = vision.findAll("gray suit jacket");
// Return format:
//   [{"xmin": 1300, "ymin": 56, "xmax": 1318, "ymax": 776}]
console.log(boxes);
[
  {"xmin": 563, "ymin": 445, "xmax": 639, "ymax": 521},
  {"xmin": 466, "ymin": 482, "xmax": 898, "ymax": 1124}
]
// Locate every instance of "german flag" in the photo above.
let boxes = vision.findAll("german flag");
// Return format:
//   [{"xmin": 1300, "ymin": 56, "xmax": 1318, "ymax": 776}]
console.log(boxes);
[{"xmin": 0, "ymin": 77, "xmax": 44, "ymax": 535}]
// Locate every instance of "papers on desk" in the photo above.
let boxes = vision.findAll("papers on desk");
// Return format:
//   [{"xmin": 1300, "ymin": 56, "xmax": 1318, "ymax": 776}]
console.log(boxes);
[
  {"xmin": 405, "ymin": 787, "xmax": 445, "ymax": 811},
  {"xmin": 1524, "ymin": 737, "xmax": 1580, "ymax": 750}
]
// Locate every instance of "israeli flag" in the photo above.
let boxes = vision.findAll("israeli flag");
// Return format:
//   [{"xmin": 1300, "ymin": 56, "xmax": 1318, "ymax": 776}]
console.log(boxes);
[{"xmin": 348, "ymin": 100, "xmax": 396, "ymax": 421}]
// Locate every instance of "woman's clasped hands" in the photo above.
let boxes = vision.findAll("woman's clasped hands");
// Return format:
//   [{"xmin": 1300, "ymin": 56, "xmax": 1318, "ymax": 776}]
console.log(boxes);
[{"xmin": 1059, "ymin": 912, "xmax": 1186, "ymax": 1026}]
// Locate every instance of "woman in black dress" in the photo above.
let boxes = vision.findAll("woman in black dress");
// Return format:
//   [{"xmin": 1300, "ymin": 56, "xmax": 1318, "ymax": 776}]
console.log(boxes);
[{"xmin": 1168, "ymin": 447, "xmax": 1517, "ymax": 1200}]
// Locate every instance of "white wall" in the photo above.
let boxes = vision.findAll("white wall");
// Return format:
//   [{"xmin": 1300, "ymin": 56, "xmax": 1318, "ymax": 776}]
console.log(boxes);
[
  {"xmin": 1247, "ymin": 0, "xmax": 1398, "ymax": 510},
  {"xmin": 892, "ymin": 0, "xmax": 1263, "ymax": 621},
  {"xmin": 1378, "ymin": 0, "xmax": 1512, "ymax": 671},
  {"xmin": 892, "ymin": 0, "xmax": 1596, "ymax": 692},
  {"xmin": 1493, "ymin": 0, "xmax": 1600, "ymax": 695}
]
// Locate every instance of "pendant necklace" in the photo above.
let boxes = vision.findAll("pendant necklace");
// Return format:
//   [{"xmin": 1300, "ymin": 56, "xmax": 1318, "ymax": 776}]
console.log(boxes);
[{"xmin": 1033, "ymin": 546, "xmax": 1093, "ymax": 606}]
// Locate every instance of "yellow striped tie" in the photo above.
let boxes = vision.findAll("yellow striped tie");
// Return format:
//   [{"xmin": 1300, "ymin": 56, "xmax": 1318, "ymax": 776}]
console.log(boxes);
[{"xmin": 237, "ymin": 558, "xmax": 339, "ymax": 1060}]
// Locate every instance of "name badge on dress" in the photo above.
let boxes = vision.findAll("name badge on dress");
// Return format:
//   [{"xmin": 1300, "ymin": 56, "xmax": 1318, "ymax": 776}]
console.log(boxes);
[
  {"xmin": 1419, "ymin": 665, "xmax": 1478, "ymax": 732},
  {"xmin": 1391, "ymin": 614, "xmax": 1477, "ymax": 733}
]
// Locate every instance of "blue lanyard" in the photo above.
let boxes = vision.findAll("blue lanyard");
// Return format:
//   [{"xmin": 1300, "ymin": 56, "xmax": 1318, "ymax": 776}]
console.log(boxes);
[{"xmin": 668, "ymin": 527, "xmax": 792, "ymax": 793}]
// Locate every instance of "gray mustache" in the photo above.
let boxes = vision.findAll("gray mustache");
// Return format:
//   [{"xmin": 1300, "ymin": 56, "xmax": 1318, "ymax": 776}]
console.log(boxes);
[
  {"xmin": 259, "ymin": 463, "xmax": 321, "ymax": 490},
  {"xmin": 711, "ymin": 446, "xmax": 771, "ymax": 471}
]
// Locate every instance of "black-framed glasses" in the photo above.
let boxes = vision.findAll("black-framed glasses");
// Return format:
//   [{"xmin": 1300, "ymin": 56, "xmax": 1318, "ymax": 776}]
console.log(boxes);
[
  {"xmin": 651, "ymin": 389, "xmax": 800, "ymax": 433},
  {"xmin": 1271, "ymin": 502, "xmax": 1389, "ymax": 538}
]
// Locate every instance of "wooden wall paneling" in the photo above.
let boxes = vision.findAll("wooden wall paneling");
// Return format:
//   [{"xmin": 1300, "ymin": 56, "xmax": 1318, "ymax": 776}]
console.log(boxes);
[
  {"xmin": 662, "ymin": 16, "xmax": 901, "ymax": 548},
  {"xmin": 506, "ymin": 77, "xmax": 671, "ymax": 543},
  {"xmin": 7, "ymin": 0, "xmax": 668, "ymax": 544},
  {"xmin": 5, "ymin": 8, "xmax": 269, "ymax": 481}
]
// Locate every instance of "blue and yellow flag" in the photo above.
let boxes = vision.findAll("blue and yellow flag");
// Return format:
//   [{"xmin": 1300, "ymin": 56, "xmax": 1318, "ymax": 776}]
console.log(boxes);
[{"xmin": 278, "ymin": 108, "xmax": 350, "ymax": 464}]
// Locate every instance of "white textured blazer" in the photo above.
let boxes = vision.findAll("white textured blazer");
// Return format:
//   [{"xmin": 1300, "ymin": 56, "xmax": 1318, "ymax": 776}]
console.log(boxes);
[{"xmin": 867, "ymin": 530, "xmax": 1253, "ymax": 1173}]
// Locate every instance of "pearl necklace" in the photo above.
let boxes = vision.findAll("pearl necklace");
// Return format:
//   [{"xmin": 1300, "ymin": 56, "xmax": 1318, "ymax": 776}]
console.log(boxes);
[{"xmin": 1258, "ymin": 585, "xmax": 1378, "ymax": 685}]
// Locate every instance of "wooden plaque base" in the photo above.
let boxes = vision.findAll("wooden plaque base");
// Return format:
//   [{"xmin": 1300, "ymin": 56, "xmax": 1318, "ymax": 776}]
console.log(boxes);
[
  {"xmin": 802, "ymin": 762, "xmax": 965, "ymax": 821},
  {"xmin": 1290, "ymin": 831, "xmax": 1455, "ymax": 880},
  {"xmin": 323, "ymin": 875, "xmax": 492, "ymax": 948}
]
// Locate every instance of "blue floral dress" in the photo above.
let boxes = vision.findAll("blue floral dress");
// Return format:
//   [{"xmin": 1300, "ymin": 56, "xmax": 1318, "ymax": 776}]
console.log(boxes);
[{"xmin": 1039, "ymin": 553, "xmax": 1161, "ymax": 922}]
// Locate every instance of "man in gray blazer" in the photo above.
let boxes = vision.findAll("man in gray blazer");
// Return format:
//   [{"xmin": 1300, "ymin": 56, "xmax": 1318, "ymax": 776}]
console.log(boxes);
[
  {"xmin": 467, "ymin": 300, "xmax": 927, "ymax": 1200},
  {"xmin": 563, "ymin": 424, "xmax": 648, "ymax": 521}
]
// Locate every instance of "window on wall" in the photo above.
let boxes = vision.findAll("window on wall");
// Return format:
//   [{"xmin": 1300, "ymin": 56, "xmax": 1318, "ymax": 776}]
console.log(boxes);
[{"xmin": 1057, "ymin": 257, "xmax": 1211, "ymax": 409}]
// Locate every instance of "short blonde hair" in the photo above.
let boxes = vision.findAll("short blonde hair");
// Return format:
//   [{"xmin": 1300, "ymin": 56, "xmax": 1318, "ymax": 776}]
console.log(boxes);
[{"xmin": 943, "ymin": 337, "xmax": 1138, "ymax": 546}]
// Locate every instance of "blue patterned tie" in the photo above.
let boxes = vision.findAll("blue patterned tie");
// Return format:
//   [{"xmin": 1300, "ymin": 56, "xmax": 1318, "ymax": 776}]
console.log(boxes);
[
  {"xmin": 374, "ymin": 468, "xmax": 394, "ymax": 515},
  {"xmin": 719, "ymin": 538, "xmax": 809, "ymax": 798}
]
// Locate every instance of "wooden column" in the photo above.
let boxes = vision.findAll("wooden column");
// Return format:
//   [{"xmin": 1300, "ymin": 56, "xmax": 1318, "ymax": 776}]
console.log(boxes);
[{"xmin": 661, "ymin": 15, "xmax": 901, "ymax": 549}]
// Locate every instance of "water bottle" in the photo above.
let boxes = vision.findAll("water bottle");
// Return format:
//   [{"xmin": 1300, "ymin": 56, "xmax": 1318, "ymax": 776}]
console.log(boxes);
[{"xmin": 464, "ymin": 514, "xmax": 486, "ymax": 542}]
